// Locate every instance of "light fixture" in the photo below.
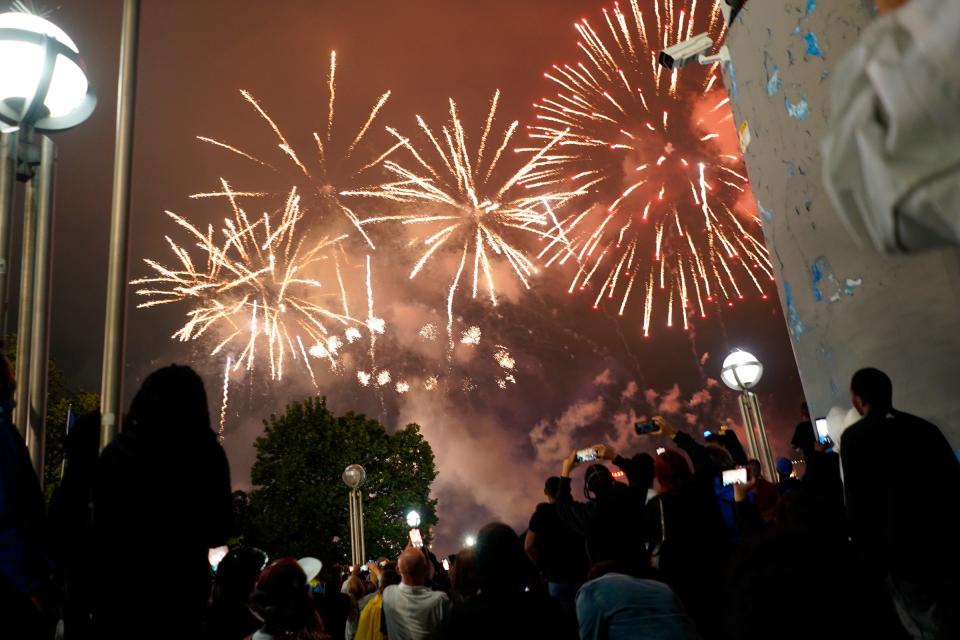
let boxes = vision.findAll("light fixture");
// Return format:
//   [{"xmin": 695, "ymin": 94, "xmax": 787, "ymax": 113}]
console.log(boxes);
[
  {"xmin": 406, "ymin": 510, "xmax": 421, "ymax": 529},
  {"xmin": 342, "ymin": 464, "xmax": 367, "ymax": 490},
  {"xmin": 0, "ymin": 10, "xmax": 96, "ymax": 131},
  {"xmin": 721, "ymin": 349, "xmax": 764, "ymax": 391},
  {"xmin": 464, "ymin": 535, "xmax": 476, "ymax": 548}
]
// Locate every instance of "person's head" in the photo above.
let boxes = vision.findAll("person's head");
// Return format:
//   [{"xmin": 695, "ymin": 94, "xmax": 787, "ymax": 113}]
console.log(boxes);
[
  {"xmin": 775, "ymin": 457, "xmax": 793, "ymax": 480},
  {"xmin": 474, "ymin": 522, "xmax": 528, "ymax": 595},
  {"xmin": 654, "ymin": 449, "xmax": 693, "ymax": 494},
  {"xmin": 704, "ymin": 443, "xmax": 736, "ymax": 472},
  {"xmin": 398, "ymin": 547, "xmax": 431, "ymax": 587},
  {"xmin": 126, "ymin": 364, "xmax": 211, "ymax": 439},
  {"xmin": 584, "ymin": 464, "xmax": 614, "ymax": 500},
  {"xmin": 586, "ymin": 559, "xmax": 650, "ymax": 581},
  {"xmin": 450, "ymin": 546, "xmax": 479, "ymax": 598},
  {"xmin": 378, "ymin": 561, "xmax": 401, "ymax": 594},
  {"xmin": 345, "ymin": 575, "xmax": 364, "ymax": 602},
  {"xmin": 216, "ymin": 547, "xmax": 269, "ymax": 604},
  {"xmin": 790, "ymin": 420, "xmax": 816, "ymax": 454},
  {"xmin": 544, "ymin": 476, "xmax": 562, "ymax": 503},
  {"xmin": 850, "ymin": 368, "xmax": 893, "ymax": 416},
  {"xmin": 746, "ymin": 459, "xmax": 762, "ymax": 481},
  {"xmin": 253, "ymin": 558, "xmax": 317, "ymax": 635}
]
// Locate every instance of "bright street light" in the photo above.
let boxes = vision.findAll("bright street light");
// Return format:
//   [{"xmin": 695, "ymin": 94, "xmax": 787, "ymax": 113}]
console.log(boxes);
[
  {"xmin": 720, "ymin": 349, "xmax": 764, "ymax": 391},
  {"xmin": 464, "ymin": 535, "xmax": 476, "ymax": 548},
  {"xmin": 406, "ymin": 510, "xmax": 421, "ymax": 529},
  {"xmin": 721, "ymin": 349, "xmax": 775, "ymax": 482},
  {"xmin": 0, "ymin": 11, "xmax": 96, "ymax": 131}
]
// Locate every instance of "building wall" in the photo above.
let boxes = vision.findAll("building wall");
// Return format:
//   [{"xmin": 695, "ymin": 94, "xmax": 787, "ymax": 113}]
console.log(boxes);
[{"xmin": 723, "ymin": 0, "xmax": 960, "ymax": 445}]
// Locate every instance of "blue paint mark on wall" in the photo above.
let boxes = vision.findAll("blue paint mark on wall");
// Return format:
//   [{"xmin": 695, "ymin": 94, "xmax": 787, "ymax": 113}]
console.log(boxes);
[
  {"xmin": 725, "ymin": 60, "xmax": 739, "ymax": 101},
  {"xmin": 804, "ymin": 32, "xmax": 823, "ymax": 57},
  {"xmin": 757, "ymin": 200, "xmax": 775, "ymax": 223},
  {"xmin": 786, "ymin": 161, "xmax": 796, "ymax": 176},
  {"xmin": 785, "ymin": 96, "xmax": 810, "ymax": 120},
  {"xmin": 805, "ymin": 0, "xmax": 817, "ymax": 15},
  {"xmin": 766, "ymin": 64, "xmax": 782, "ymax": 96},
  {"xmin": 810, "ymin": 257, "xmax": 864, "ymax": 303},
  {"xmin": 784, "ymin": 281, "xmax": 806, "ymax": 337}
]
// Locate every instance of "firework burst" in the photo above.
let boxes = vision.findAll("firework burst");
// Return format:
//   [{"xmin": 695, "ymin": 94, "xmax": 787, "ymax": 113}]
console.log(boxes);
[
  {"xmin": 132, "ymin": 181, "xmax": 367, "ymax": 384},
  {"xmin": 344, "ymin": 91, "xmax": 574, "ymax": 337},
  {"xmin": 195, "ymin": 51, "xmax": 398, "ymax": 249},
  {"xmin": 524, "ymin": 0, "xmax": 773, "ymax": 336}
]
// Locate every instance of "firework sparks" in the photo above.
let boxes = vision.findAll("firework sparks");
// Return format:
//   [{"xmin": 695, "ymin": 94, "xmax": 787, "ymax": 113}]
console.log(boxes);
[
  {"xmin": 196, "ymin": 51, "xmax": 396, "ymax": 249},
  {"xmin": 132, "ymin": 182, "xmax": 366, "ymax": 381},
  {"xmin": 524, "ymin": 0, "xmax": 773, "ymax": 335},
  {"xmin": 344, "ymin": 91, "xmax": 575, "ymax": 334}
]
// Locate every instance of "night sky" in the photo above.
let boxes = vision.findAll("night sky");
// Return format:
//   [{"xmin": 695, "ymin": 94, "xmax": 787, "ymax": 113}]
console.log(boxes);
[{"xmin": 31, "ymin": 0, "xmax": 803, "ymax": 551}]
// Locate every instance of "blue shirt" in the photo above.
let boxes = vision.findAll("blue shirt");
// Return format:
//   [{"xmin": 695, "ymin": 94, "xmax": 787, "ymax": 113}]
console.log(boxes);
[{"xmin": 576, "ymin": 573, "xmax": 702, "ymax": 640}]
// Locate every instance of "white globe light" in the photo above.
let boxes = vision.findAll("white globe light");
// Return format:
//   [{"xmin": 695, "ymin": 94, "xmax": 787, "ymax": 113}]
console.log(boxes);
[
  {"xmin": 464, "ymin": 535, "xmax": 476, "ymax": 548},
  {"xmin": 342, "ymin": 464, "xmax": 366, "ymax": 489},
  {"xmin": 0, "ymin": 11, "xmax": 96, "ymax": 131},
  {"xmin": 406, "ymin": 510, "xmax": 421, "ymax": 528},
  {"xmin": 721, "ymin": 349, "xmax": 763, "ymax": 391}
]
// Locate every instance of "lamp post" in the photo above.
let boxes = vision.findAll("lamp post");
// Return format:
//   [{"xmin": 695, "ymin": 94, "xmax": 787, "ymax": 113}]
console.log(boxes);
[
  {"xmin": 0, "ymin": 9, "xmax": 96, "ymax": 482},
  {"xmin": 464, "ymin": 535, "xmax": 476, "ymax": 548},
  {"xmin": 343, "ymin": 464, "xmax": 367, "ymax": 567},
  {"xmin": 721, "ymin": 349, "xmax": 776, "ymax": 482}
]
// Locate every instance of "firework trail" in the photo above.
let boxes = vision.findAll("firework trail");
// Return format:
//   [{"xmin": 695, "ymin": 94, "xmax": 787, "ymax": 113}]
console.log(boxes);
[
  {"xmin": 132, "ymin": 181, "xmax": 367, "ymax": 382},
  {"xmin": 343, "ymin": 91, "xmax": 574, "ymax": 336},
  {"xmin": 523, "ymin": 0, "xmax": 773, "ymax": 336},
  {"xmin": 195, "ymin": 51, "xmax": 398, "ymax": 249}
]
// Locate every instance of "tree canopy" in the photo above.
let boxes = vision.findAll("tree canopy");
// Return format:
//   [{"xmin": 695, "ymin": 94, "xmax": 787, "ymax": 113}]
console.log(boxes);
[{"xmin": 239, "ymin": 396, "xmax": 438, "ymax": 564}]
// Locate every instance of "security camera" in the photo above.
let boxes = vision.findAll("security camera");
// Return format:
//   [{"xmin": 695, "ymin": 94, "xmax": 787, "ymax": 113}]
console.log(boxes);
[{"xmin": 657, "ymin": 32, "xmax": 730, "ymax": 70}]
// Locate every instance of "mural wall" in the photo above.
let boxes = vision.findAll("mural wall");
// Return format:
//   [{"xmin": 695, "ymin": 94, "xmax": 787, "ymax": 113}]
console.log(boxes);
[{"xmin": 723, "ymin": 0, "xmax": 960, "ymax": 445}]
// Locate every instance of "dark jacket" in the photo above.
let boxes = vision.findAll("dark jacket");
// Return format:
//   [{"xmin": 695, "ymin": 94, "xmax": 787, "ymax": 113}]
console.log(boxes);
[
  {"xmin": 555, "ymin": 454, "xmax": 652, "ymax": 567},
  {"xmin": 841, "ymin": 410, "xmax": 960, "ymax": 579},
  {"xmin": 93, "ymin": 428, "xmax": 232, "ymax": 639}
]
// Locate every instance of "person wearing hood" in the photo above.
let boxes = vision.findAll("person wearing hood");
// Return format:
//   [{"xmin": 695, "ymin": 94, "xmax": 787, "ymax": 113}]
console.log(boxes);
[{"xmin": 92, "ymin": 365, "xmax": 233, "ymax": 640}]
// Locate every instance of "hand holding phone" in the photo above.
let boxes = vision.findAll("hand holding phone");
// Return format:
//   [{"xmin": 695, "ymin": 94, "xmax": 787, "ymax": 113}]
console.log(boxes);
[
  {"xmin": 575, "ymin": 447, "xmax": 599, "ymax": 463},
  {"xmin": 409, "ymin": 528, "xmax": 424, "ymax": 549},
  {"xmin": 722, "ymin": 467, "xmax": 748, "ymax": 486}
]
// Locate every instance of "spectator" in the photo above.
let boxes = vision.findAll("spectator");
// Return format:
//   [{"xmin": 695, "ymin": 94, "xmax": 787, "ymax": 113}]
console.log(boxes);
[
  {"xmin": 524, "ymin": 476, "xmax": 589, "ymax": 615},
  {"xmin": 344, "ymin": 575, "xmax": 365, "ymax": 640},
  {"xmin": 48, "ymin": 410, "xmax": 100, "ymax": 640},
  {"xmin": 315, "ymin": 565, "xmax": 351, "ymax": 640},
  {"xmin": 576, "ymin": 562, "xmax": 701, "ymax": 640},
  {"xmin": 440, "ymin": 523, "xmax": 576, "ymax": 640},
  {"xmin": 0, "ymin": 355, "xmax": 54, "ymax": 639},
  {"xmin": 251, "ymin": 558, "xmax": 331, "ymax": 640},
  {"xmin": 641, "ymin": 417, "xmax": 729, "ymax": 639},
  {"xmin": 92, "ymin": 365, "xmax": 233, "ymax": 640},
  {"xmin": 841, "ymin": 368, "xmax": 960, "ymax": 638},
  {"xmin": 554, "ymin": 445, "xmax": 652, "ymax": 568},
  {"xmin": 381, "ymin": 546, "xmax": 450, "ymax": 640},
  {"xmin": 775, "ymin": 457, "xmax": 801, "ymax": 495},
  {"xmin": 791, "ymin": 413, "xmax": 845, "ymax": 535},
  {"xmin": 206, "ymin": 547, "xmax": 269, "ymax": 640},
  {"xmin": 745, "ymin": 459, "xmax": 778, "ymax": 524},
  {"xmin": 354, "ymin": 562, "xmax": 400, "ymax": 640},
  {"xmin": 448, "ymin": 548, "xmax": 478, "ymax": 604}
]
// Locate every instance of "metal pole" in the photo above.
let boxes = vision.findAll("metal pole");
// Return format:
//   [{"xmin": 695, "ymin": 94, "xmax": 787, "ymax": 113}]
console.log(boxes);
[
  {"xmin": 357, "ymin": 489, "xmax": 366, "ymax": 563},
  {"xmin": 14, "ymin": 127, "xmax": 37, "ymax": 439},
  {"xmin": 738, "ymin": 392, "xmax": 759, "ymax": 461},
  {"xmin": 0, "ymin": 132, "xmax": 18, "ymax": 337},
  {"xmin": 100, "ymin": 0, "xmax": 140, "ymax": 450},
  {"xmin": 25, "ymin": 135, "xmax": 55, "ymax": 483},
  {"xmin": 746, "ymin": 391, "xmax": 778, "ymax": 483}
]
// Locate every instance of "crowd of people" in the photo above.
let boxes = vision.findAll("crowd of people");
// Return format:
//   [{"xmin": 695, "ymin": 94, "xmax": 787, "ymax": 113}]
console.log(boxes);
[{"xmin": 2, "ymin": 356, "xmax": 959, "ymax": 639}]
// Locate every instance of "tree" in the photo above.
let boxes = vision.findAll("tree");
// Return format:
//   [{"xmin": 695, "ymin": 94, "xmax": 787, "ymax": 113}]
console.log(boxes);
[{"xmin": 241, "ymin": 397, "xmax": 438, "ymax": 564}]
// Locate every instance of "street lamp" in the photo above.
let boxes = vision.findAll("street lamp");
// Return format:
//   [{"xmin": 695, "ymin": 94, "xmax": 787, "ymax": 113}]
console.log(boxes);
[
  {"xmin": 721, "ymin": 349, "xmax": 776, "ymax": 482},
  {"xmin": 343, "ymin": 464, "xmax": 367, "ymax": 567},
  {"xmin": 406, "ymin": 510, "xmax": 421, "ymax": 529},
  {"xmin": 464, "ymin": 535, "xmax": 476, "ymax": 548},
  {"xmin": 0, "ymin": 9, "xmax": 95, "ymax": 483}
]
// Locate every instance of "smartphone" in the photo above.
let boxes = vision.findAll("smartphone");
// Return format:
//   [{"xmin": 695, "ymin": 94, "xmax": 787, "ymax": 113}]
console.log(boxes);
[
  {"xmin": 722, "ymin": 467, "xmax": 748, "ymax": 486},
  {"xmin": 442, "ymin": 558, "xmax": 450, "ymax": 571},
  {"xmin": 576, "ymin": 447, "xmax": 599, "ymax": 463},
  {"xmin": 635, "ymin": 420, "xmax": 658, "ymax": 435},
  {"xmin": 815, "ymin": 417, "xmax": 830, "ymax": 444},
  {"xmin": 208, "ymin": 545, "xmax": 229, "ymax": 572},
  {"xmin": 409, "ymin": 528, "xmax": 424, "ymax": 548},
  {"xmin": 360, "ymin": 565, "xmax": 369, "ymax": 573},
  {"xmin": 703, "ymin": 430, "xmax": 713, "ymax": 438}
]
